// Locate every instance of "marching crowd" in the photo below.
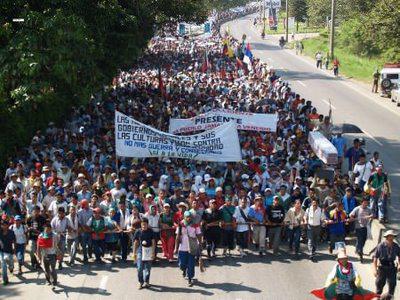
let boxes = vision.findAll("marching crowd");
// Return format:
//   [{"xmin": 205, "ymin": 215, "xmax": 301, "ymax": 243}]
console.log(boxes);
[{"xmin": 0, "ymin": 6, "xmax": 397, "ymax": 299}]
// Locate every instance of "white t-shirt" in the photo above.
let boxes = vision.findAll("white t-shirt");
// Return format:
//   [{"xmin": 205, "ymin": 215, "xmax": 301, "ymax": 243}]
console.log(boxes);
[
  {"xmin": 353, "ymin": 162, "xmax": 372, "ymax": 184},
  {"xmin": 11, "ymin": 224, "xmax": 27, "ymax": 244},
  {"xmin": 233, "ymin": 206, "xmax": 250, "ymax": 232}
]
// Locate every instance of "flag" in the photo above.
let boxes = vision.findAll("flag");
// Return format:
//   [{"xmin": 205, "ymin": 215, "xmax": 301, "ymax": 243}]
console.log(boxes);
[
  {"xmin": 201, "ymin": 49, "xmax": 210, "ymax": 73},
  {"xmin": 245, "ymin": 43, "xmax": 253, "ymax": 60},
  {"xmin": 158, "ymin": 68, "xmax": 166, "ymax": 98},
  {"xmin": 243, "ymin": 43, "xmax": 253, "ymax": 71}
]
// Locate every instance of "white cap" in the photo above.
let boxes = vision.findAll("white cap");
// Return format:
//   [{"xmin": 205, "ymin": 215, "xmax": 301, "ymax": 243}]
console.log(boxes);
[
  {"xmin": 199, "ymin": 187, "xmax": 206, "ymax": 193},
  {"xmin": 216, "ymin": 187, "xmax": 223, "ymax": 192},
  {"xmin": 78, "ymin": 173, "xmax": 85, "ymax": 178},
  {"xmin": 204, "ymin": 174, "xmax": 211, "ymax": 182},
  {"xmin": 241, "ymin": 174, "xmax": 249, "ymax": 180}
]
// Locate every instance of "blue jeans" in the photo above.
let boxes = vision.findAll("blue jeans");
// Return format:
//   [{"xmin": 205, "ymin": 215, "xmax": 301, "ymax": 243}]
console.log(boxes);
[
  {"xmin": 92, "ymin": 239, "xmax": 105, "ymax": 260},
  {"xmin": 178, "ymin": 251, "xmax": 195, "ymax": 280},
  {"xmin": 1, "ymin": 251, "xmax": 14, "ymax": 282},
  {"xmin": 119, "ymin": 232, "xmax": 129, "ymax": 261},
  {"xmin": 15, "ymin": 243, "xmax": 26, "ymax": 264},
  {"xmin": 288, "ymin": 227, "xmax": 301, "ymax": 253},
  {"xmin": 378, "ymin": 196, "xmax": 387, "ymax": 221},
  {"xmin": 136, "ymin": 250, "xmax": 152, "ymax": 284},
  {"xmin": 80, "ymin": 232, "xmax": 92, "ymax": 259},
  {"xmin": 355, "ymin": 227, "xmax": 367, "ymax": 254}
]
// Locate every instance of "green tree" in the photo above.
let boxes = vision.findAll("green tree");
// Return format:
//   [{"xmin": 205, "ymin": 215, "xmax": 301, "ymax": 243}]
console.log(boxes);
[
  {"xmin": 288, "ymin": 0, "xmax": 308, "ymax": 31},
  {"xmin": 0, "ymin": 0, "xmax": 212, "ymax": 170}
]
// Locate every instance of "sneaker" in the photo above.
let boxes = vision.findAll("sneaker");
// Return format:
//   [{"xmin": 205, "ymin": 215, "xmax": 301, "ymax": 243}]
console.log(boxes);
[
  {"xmin": 168, "ymin": 259, "xmax": 174, "ymax": 263},
  {"xmin": 52, "ymin": 280, "xmax": 58, "ymax": 286},
  {"xmin": 222, "ymin": 249, "xmax": 227, "ymax": 256},
  {"xmin": 182, "ymin": 269, "xmax": 187, "ymax": 278},
  {"xmin": 144, "ymin": 282, "xmax": 151, "ymax": 288},
  {"xmin": 3, "ymin": 279, "xmax": 9, "ymax": 286},
  {"xmin": 18, "ymin": 266, "xmax": 22, "ymax": 275},
  {"xmin": 188, "ymin": 279, "xmax": 193, "ymax": 287},
  {"xmin": 239, "ymin": 249, "xmax": 245, "ymax": 258},
  {"xmin": 58, "ymin": 263, "xmax": 63, "ymax": 270},
  {"xmin": 138, "ymin": 283, "xmax": 144, "ymax": 289}
]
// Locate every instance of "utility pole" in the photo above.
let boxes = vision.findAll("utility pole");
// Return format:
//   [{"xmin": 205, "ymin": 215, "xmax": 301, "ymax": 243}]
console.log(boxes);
[
  {"xmin": 285, "ymin": 0, "xmax": 289, "ymax": 42},
  {"xmin": 329, "ymin": 0, "xmax": 336, "ymax": 60},
  {"xmin": 263, "ymin": 0, "xmax": 266, "ymax": 35}
]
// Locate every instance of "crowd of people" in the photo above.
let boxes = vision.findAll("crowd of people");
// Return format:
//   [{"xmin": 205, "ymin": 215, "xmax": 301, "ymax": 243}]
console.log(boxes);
[{"xmin": 0, "ymin": 5, "xmax": 397, "ymax": 299}]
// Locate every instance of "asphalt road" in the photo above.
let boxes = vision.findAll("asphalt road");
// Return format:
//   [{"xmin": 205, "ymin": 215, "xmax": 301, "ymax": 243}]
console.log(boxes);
[
  {"xmin": 0, "ymin": 239, "xmax": 387, "ymax": 300},
  {"xmin": 221, "ymin": 14, "xmax": 400, "ymax": 230}
]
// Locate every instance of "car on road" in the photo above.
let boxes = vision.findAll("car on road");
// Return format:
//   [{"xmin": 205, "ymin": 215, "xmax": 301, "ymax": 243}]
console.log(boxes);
[
  {"xmin": 380, "ymin": 64, "xmax": 400, "ymax": 98},
  {"xmin": 391, "ymin": 87, "xmax": 400, "ymax": 106}
]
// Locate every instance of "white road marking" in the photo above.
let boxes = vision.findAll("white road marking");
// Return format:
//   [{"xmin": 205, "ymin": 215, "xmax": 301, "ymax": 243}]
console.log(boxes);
[
  {"xmin": 363, "ymin": 130, "xmax": 383, "ymax": 146},
  {"xmin": 98, "ymin": 275, "xmax": 108, "ymax": 292},
  {"xmin": 296, "ymin": 80, "xmax": 306, "ymax": 87},
  {"xmin": 322, "ymin": 99, "xmax": 336, "ymax": 110}
]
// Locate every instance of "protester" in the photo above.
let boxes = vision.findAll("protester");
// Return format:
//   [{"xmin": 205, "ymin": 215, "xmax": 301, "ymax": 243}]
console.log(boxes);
[
  {"xmin": 133, "ymin": 218, "xmax": 156, "ymax": 289},
  {"xmin": 267, "ymin": 196, "xmax": 285, "ymax": 255},
  {"xmin": 373, "ymin": 230, "xmax": 400, "ymax": 298},
  {"xmin": 175, "ymin": 211, "xmax": 202, "ymax": 287},
  {"xmin": 233, "ymin": 198, "xmax": 250, "ymax": 257},
  {"xmin": 284, "ymin": 199, "xmax": 305, "ymax": 256},
  {"xmin": 304, "ymin": 199, "xmax": 326, "ymax": 262},
  {"xmin": 349, "ymin": 198, "xmax": 373, "ymax": 262},
  {"xmin": 0, "ymin": 220, "xmax": 15, "ymax": 285},
  {"xmin": 37, "ymin": 222, "xmax": 58, "ymax": 286},
  {"xmin": 10, "ymin": 215, "xmax": 27, "ymax": 274},
  {"xmin": 202, "ymin": 199, "xmax": 222, "ymax": 258}
]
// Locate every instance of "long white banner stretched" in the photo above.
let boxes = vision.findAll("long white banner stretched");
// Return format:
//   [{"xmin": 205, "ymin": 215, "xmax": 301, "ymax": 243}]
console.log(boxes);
[
  {"xmin": 169, "ymin": 109, "xmax": 278, "ymax": 134},
  {"xmin": 115, "ymin": 111, "xmax": 242, "ymax": 162}
]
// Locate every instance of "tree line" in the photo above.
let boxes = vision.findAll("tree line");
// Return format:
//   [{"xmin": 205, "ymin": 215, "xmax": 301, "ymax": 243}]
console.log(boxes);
[
  {"xmin": 0, "ymin": 0, "xmax": 234, "ymax": 174},
  {"xmin": 288, "ymin": 0, "xmax": 400, "ymax": 61}
]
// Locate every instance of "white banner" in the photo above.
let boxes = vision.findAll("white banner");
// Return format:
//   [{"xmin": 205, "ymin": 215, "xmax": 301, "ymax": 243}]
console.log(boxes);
[
  {"xmin": 265, "ymin": 0, "xmax": 281, "ymax": 9},
  {"xmin": 169, "ymin": 109, "xmax": 278, "ymax": 134},
  {"xmin": 115, "ymin": 111, "xmax": 242, "ymax": 162}
]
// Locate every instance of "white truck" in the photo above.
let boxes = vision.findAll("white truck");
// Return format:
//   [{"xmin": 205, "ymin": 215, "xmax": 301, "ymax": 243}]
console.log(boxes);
[{"xmin": 380, "ymin": 64, "xmax": 400, "ymax": 98}]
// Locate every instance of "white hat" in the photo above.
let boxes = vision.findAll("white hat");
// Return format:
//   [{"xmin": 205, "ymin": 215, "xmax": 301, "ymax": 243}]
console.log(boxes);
[
  {"xmin": 146, "ymin": 173, "xmax": 153, "ymax": 178},
  {"xmin": 204, "ymin": 174, "xmax": 211, "ymax": 182},
  {"xmin": 337, "ymin": 249, "xmax": 348, "ymax": 260},
  {"xmin": 241, "ymin": 174, "xmax": 249, "ymax": 180},
  {"xmin": 78, "ymin": 173, "xmax": 85, "ymax": 179},
  {"xmin": 145, "ymin": 193, "xmax": 153, "ymax": 199},
  {"xmin": 198, "ymin": 187, "xmax": 206, "ymax": 194},
  {"xmin": 383, "ymin": 230, "xmax": 397, "ymax": 237},
  {"xmin": 177, "ymin": 202, "xmax": 189, "ymax": 209},
  {"xmin": 216, "ymin": 187, "xmax": 223, "ymax": 192}
]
